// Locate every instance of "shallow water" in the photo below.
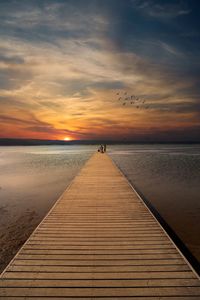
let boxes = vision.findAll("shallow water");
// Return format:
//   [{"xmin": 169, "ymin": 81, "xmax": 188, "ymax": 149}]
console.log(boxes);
[
  {"xmin": 109, "ymin": 144, "xmax": 200, "ymax": 263},
  {"xmin": 0, "ymin": 145, "xmax": 95, "ymax": 272},
  {"xmin": 0, "ymin": 144, "xmax": 200, "ymax": 273}
]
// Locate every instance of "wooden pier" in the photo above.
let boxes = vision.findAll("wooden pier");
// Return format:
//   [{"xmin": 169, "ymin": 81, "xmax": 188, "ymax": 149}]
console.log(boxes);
[{"xmin": 0, "ymin": 152, "xmax": 200, "ymax": 299}]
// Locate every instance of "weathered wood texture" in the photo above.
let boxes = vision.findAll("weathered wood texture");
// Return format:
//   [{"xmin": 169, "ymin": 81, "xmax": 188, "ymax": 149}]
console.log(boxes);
[{"xmin": 0, "ymin": 152, "xmax": 199, "ymax": 299}]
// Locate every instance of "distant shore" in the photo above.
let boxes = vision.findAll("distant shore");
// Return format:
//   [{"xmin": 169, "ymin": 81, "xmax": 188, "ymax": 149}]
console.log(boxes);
[{"xmin": 1, "ymin": 138, "xmax": 200, "ymax": 146}]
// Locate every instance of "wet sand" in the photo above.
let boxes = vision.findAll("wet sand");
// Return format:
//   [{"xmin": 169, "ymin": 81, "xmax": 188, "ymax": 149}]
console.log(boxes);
[{"xmin": 0, "ymin": 209, "xmax": 38, "ymax": 272}]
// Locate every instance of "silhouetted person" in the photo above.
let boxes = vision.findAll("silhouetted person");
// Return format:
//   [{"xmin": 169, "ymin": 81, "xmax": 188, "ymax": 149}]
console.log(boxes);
[
  {"xmin": 104, "ymin": 144, "xmax": 107, "ymax": 153},
  {"xmin": 100, "ymin": 144, "xmax": 104, "ymax": 153}
]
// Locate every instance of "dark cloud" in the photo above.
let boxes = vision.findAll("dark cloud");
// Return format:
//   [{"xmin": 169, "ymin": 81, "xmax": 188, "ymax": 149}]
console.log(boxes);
[
  {"xmin": 147, "ymin": 101, "xmax": 200, "ymax": 115},
  {"xmin": 25, "ymin": 124, "xmax": 88, "ymax": 137},
  {"xmin": 0, "ymin": 0, "xmax": 109, "ymax": 45},
  {"xmin": 38, "ymin": 101, "xmax": 62, "ymax": 109},
  {"xmin": 0, "ymin": 114, "xmax": 32, "ymax": 125},
  {"xmin": 91, "ymin": 81, "xmax": 125, "ymax": 90},
  {"xmin": 0, "ymin": 64, "xmax": 32, "ymax": 90},
  {"xmin": 88, "ymin": 117, "xmax": 122, "ymax": 127},
  {"xmin": 71, "ymin": 113, "xmax": 84, "ymax": 116},
  {"xmin": 106, "ymin": 124, "xmax": 200, "ymax": 142},
  {"xmin": 132, "ymin": 0, "xmax": 191, "ymax": 18},
  {"xmin": 0, "ymin": 54, "xmax": 25, "ymax": 64},
  {"xmin": 0, "ymin": 112, "xmax": 87, "ymax": 137},
  {"xmin": 147, "ymin": 125, "xmax": 200, "ymax": 142},
  {"xmin": 0, "ymin": 113, "xmax": 51, "ymax": 127}
]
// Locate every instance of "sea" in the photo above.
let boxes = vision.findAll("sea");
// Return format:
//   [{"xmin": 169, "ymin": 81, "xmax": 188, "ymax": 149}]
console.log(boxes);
[{"xmin": 0, "ymin": 144, "xmax": 200, "ymax": 272}]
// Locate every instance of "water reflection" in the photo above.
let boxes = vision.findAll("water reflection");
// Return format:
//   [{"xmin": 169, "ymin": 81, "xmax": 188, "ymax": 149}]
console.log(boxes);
[
  {"xmin": 109, "ymin": 144, "xmax": 200, "ymax": 263},
  {"xmin": 0, "ymin": 145, "xmax": 95, "ymax": 272}
]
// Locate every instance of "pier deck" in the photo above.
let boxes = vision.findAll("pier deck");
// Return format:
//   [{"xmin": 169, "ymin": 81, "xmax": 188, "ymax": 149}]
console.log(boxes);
[{"xmin": 0, "ymin": 153, "xmax": 200, "ymax": 299}]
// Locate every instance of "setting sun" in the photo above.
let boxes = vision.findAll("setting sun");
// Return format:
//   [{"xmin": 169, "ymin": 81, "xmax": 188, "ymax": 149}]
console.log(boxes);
[{"xmin": 63, "ymin": 137, "xmax": 72, "ymax": 141}]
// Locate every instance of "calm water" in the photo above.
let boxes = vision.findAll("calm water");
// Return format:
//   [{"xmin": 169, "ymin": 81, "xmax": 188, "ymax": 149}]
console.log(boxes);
[
  {"xmin": 109, "ymin": 144, "xmax": 200, "ymax": 264},
  {"xmin": 0, "ymin": 144, "xmax": 200, "ymax": 272},
  {"xmin": 0, "ymin": 145, "xmax": 96, "ymax": 271}
]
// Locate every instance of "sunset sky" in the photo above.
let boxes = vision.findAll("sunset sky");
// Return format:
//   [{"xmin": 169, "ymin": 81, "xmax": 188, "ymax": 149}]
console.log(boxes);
[{"xmin": 0, "ymin": 0, "xmax": 200, "ymax": 141}]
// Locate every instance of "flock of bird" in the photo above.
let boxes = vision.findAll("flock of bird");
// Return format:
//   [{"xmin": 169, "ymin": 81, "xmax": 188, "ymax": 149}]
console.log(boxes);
[{"xmin": 115, "ymin": 91, "xmax": 150, "ymax": 110}]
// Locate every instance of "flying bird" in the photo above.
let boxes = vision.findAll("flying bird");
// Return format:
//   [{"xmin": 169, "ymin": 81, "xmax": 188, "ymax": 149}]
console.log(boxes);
[{"xmin": 113, "ymin": 89, "xmax": 150, "ymax": 110}]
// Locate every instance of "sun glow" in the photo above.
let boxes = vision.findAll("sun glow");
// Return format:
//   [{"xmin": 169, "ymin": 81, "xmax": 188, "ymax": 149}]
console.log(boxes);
[{"xmin": 63, "ymin": 136, "xmax": 72, "ymax": 141}]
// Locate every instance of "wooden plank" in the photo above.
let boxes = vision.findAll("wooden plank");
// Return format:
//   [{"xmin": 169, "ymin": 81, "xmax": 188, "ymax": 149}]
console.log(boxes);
[
  {"xmin": 0, "ymin": 152, "xmax": 199, "ymax": 298},
  {"xmin": 29, "ymin": 237, "xmax": 170, "ymax": 241},
  {"xmin": 36, "ymin": 228, "xmax": 163, "ymax": 232},
  {"xmin": 15, "ymin": 254, "xmax": 182, "ymax": 260},
  {"xmin": 1, "ymin": 278, "xmax": 200, "ymax": 288},
  {"xmin": 0, "ymin": 297, "xmax": 200, "ymax": 300},
  {"xmin": 31, "ymin": 233, "xmax": 165, "ymax": 237},
  {"xmin": 22, "ymin": 244, "xmax": 175, "ymax": 250},
  {"xmin": 0, "ymin": 287, "xmax": 200, "ymax": 297},
  {"xmin": 7, "ymin": 265, "xmax": 191, "ymax": 272},
  {"xmin": 24, "ymin": 240, "xmax": 171, "ymax": 245},
  {"xmin": 19, "ymin": 249, "xmax": 179, "ymax": 255},
  {"xmin": 3, "ymin": 271, "xmax": 196, "ymax": 280},
  {"xmin": 12, "ymin": 259, "xmax": 185, "ymax": 266},
  {"xmin": 25, "ymin": 240, "xmax": 176, "ymax": 245}
]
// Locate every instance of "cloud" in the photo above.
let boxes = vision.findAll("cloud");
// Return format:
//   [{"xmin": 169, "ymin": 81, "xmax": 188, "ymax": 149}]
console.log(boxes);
[
  {"xmin": 132, "ymin": 0, "xmax": 191, "ymax": 19},
  {"xmin": 0, "ymin": 54, "xmax": 24, "ymax": 65},
  {"xmin": 159, "ymin": 42, "xmax": 185, "ymax": 58},
  {"xmin": 0, "ymin": 112, "xmax": 87, "ymax": 139},
  {"xmin": 0, "ymin": 112, "xmax": 56, "ymax": 128},
  {"xmin": 0, "ymin": 0, "xmax": 109, "ymax": 41},
  {"xmin": 0, "ymin": 0, "xmax": 199, "ymax": 141}
]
